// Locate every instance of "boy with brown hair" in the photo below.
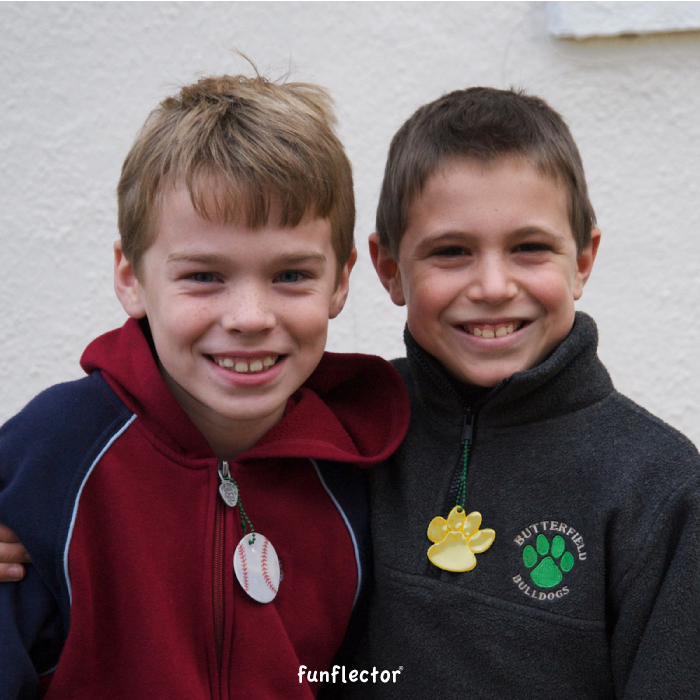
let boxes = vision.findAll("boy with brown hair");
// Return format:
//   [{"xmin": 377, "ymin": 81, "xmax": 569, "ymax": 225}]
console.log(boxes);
[
  {"xmin": 347, "ymin": 87, "xmax": 700, "ymax": 698},
  {"xmin": 0, "ymin": 74, "xmax": 409, "ymax": 698}
]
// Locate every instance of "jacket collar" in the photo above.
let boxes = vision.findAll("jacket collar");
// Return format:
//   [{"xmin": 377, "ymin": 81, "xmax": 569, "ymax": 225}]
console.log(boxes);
[
  {"xmin": 404, "ymin": 312, "xmax": 614, "ymax": 431},
  {"xmin": 80, "ymin": 318, "xmax": 410, "ymax": 466}
]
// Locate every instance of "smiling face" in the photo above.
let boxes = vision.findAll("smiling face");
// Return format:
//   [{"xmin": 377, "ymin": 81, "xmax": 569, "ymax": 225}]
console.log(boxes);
[
  {"xmin": 372, "ymin": 157, "xmax": 599, "ymax": 388},
  {"xmin": 115, "ymin": 184, "xmax": 354, "ymax": 457}
]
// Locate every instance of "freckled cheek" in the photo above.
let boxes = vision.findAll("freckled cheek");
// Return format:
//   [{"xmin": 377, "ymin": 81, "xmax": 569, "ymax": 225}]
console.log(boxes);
[
  {"xmin": 149, "ymin": 314, "xmax": 214, "ymax": 366},
  {"xmin": 191, "ymin": 304, "xmax": 217, "ymax": 329},
  {"xmin": 169, "ymin": 299, "xmax": 217, "ymax": 329}
]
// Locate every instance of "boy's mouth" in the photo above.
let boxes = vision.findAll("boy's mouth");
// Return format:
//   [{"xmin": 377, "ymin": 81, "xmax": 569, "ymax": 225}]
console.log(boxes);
[
  {"xmin": 462, "ymin": 321, "xmax": 528, "ymax": 338},
  {"xmin": 209, "ymin": 354, "xmax": 281, "ymax": 374}
]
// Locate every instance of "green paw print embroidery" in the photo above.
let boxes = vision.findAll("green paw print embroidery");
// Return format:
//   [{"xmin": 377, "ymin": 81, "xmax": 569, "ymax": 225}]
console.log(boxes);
[{"xmin": 523, "ymin": 534, "xmax": 574, "ymax": 588}]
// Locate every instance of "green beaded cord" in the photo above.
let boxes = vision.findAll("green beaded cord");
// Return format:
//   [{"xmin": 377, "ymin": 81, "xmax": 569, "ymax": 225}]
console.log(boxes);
[{"xmin": 454, "ymin": 440, "xmax": 470, "ymax": 511}]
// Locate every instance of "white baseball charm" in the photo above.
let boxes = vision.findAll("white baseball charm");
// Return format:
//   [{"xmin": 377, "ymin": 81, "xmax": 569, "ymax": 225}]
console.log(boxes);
[{"xmin": 233, "ymin": 533, "xmax": 280, "ymax": 603}]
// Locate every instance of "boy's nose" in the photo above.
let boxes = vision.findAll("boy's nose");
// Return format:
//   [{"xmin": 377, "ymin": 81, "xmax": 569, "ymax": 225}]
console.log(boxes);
[
  {"xmin": 220, "ymin": 285, "xmax": 276, "ymax": 334},
  {"xmin": 466, "ymin": 256, "xmax": 518, "ymax": 305}
]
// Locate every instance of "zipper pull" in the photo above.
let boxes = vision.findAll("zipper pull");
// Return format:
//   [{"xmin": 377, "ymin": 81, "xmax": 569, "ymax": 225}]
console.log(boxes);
[
  {"xmin": 218, "ymin": 460, "xmax": 239, "ymax": 507},
  {"xmin": 462, "ymin": 409, "xmax": 476, "ymax": 444},
  {"xmin": 454, "ymin": 410, "xmax": 475, "ymax": 511}
]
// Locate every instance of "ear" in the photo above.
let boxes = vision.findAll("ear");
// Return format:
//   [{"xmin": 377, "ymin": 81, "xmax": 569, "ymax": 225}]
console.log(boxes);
[
  {"xmin": 113, "ymin": 241, "xmax": 147, "ymax": 318},
  {"xmin": 329, "ymin": 247, "xmax": 357, "ymax": 319},
  {"xmin": 573, "ymin": 227, "xmax": 601, "ymax": 300},
  {"xmin": 368, "ymin": 232, "xmax": 406, "ymax": 307}
]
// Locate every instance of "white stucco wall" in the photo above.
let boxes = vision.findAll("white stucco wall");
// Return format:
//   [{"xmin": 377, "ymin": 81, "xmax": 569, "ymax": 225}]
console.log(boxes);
[{"xmin": 2, "ymin": 2, "xmax": 700, "ymax": 443}]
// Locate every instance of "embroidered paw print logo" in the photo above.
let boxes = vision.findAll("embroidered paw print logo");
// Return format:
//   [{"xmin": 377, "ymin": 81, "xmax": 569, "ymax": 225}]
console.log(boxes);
[
  {"xmin": 427, "ymin": 506, "xmax": 495, "ymax": 572},
  {"xmin": 523, "ymin": 534, "xmax": 574, "ymax": 588}
]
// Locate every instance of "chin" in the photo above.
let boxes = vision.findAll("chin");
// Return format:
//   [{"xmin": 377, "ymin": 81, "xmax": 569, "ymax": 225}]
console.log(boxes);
[{"xmin": 463, "ymin": 375, "xmax": 506, "ymax": 389}]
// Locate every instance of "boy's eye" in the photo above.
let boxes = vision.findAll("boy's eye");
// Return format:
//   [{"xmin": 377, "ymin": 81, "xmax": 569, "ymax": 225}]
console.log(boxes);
[
  {"xmin": 514, "ymin": 242, "xmax": 551, "ymax": 253},
  {"xmin": 189, "ymin": 272, "xmax": 217, "ymax": 283},
  {"xmin": 433, "ymin": 246, "xmax": 469, "ymax": 257},
  {"xmin": 275, "ymin": 271, "xmax": 304, "ymax": 283}
]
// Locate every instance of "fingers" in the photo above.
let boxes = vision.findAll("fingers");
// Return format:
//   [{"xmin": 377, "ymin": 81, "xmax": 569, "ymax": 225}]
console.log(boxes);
[
  {"xmin": 0, "ymin": 523, "xmax": 31, "ymax": 581},
  {"xmin": 0, "ymin": 540, "xmax": 31, "ymax": 562},
  {"xmin": 0, "ymin": 561, "xmax": 26, "ymax": 581},
  {"xmin": 0, "ymin": 522, "xmax": 20, "ymax": 543}
]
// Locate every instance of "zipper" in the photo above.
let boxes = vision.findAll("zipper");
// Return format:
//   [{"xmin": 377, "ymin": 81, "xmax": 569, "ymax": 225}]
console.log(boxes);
[
  {"xmin": 425, "ymin": 374, "xmax": 511, "ymax": 577},
  {"xmin": 213, "ymin": 459, "xmax": 237, "ymax": 687},
  {"xmin": 446, "ymin": 408, "xmax": 477, "ymax": 510},
  {"xmin": 428, "ymin": 409, "xmax": 477, "ymax": 578},
  {"xmin": 213, "ymin": 493, "xmax": 226, "ymax": 675},
  {"xmin": 443, "ymin": 375, "xmax": 511, "ymax": 510}
]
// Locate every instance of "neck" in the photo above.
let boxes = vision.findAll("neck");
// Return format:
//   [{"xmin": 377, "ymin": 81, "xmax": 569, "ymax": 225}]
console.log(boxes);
[
  {"xmin": 161, "ymin": 367, "xmax": 286, "ymax": 460},
  {"xmin": 190, "ymin": 410, "xmax": 283, "ymax": 461}
]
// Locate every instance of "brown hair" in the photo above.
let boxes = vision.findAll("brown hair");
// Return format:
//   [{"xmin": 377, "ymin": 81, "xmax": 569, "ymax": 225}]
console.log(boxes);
[
  {"xmin": 376, "ymin": 87, "xmax": 596, "ymax": 256},
  {"xmin": 117, "ymin": 73, "xmax": 354, "ymax": 275}
]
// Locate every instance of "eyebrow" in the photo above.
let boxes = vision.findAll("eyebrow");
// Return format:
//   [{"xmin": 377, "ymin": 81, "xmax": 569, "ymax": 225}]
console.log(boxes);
[
  {"xmin": 510, "ymin": 226, "xmax": 562, "ymax": 240},
  {"xmin": 166, "ymin": 252, "xmax": 231, "ymax": 265},
  {"xmin": 166, "ymin": 251, "xmax": 328, "ymax": 267},
  {"xmin": 273, "ymin": 252, "xmax": 328, "ymax": 267}
]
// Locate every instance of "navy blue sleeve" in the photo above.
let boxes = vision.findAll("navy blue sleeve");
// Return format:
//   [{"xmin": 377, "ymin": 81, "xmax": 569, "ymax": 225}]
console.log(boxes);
[
  {"xmin": 0, "ymin": 372, "xmax": 133, "ymax": 698},
  {"xmin": 0, "ymin": 571, "xmax": 64, "ymax": 699}
]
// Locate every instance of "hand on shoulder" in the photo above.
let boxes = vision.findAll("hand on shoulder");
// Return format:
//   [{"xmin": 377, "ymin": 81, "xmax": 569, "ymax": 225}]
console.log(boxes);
[{"xmin": 0, "ymin": 523, "xmax": 30, "ymax": 581}]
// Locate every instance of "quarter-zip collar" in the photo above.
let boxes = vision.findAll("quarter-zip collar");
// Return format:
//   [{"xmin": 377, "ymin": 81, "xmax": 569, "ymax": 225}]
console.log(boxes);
[
  {"xmin": 404, "ymin": 312, "xmax": 614, "ymax": 433},
  {"xmin": 80, "ymin": 317, "xmax": 410, "ymax": 466}
]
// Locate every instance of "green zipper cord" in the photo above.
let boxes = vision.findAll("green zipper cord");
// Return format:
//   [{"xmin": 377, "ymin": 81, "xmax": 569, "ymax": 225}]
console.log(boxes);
[
  {"xmin": 454, "ymin": 411, "xmax": 475, "ymax": 512},
  {"xmin": 219, "ymin": 461, "xmax": 256, "ymax": 545},
  {"xmin": 454, "ymin": 439, "xmax": 470, "ymax": 511},
  {"xmin": 237, "ymin": 494, "xmax": 256, "ymax": 545}
]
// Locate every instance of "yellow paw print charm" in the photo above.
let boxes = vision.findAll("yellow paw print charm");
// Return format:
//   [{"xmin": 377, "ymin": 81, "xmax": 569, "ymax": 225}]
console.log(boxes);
[{"xmin": 427, "ymin": 506, "xmax": 495, "ymax": 572}]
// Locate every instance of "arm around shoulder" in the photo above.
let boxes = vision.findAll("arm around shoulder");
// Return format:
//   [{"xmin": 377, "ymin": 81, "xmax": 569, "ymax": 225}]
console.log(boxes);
[{"xmin": 0, "ymin": 373, "xmax": 132, "ymax": 695}]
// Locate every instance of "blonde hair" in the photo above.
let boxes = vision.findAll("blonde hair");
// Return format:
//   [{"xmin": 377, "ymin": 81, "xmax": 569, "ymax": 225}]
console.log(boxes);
[{"xmin": 117, "ymin": 74, "xmax": 354, "ymax": 274}]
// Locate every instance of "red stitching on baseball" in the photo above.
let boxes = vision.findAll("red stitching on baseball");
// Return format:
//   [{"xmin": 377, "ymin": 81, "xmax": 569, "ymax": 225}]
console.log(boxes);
[
  {"xmin": 261, "ymin": 539, "xmax": 276, "ymax": 594},
  {"xmin": 237, "ymin": 542, "xmax": 249, "ymax": 591}
]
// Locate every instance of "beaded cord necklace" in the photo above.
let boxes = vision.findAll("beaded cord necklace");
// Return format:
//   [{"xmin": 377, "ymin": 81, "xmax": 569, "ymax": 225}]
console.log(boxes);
[
  {"xmin": 219, "ymin": 461, "xmax": 281, "ymax": 603},
  {"xmin": 426, "ymin": 411, "xmax": 496, "ymax": 572}
]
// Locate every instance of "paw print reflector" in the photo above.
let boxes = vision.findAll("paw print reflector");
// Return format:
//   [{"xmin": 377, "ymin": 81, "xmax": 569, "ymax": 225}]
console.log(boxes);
[{"xmin": 427, "ymin": 506, "xmax": 495, "ymax": 572}]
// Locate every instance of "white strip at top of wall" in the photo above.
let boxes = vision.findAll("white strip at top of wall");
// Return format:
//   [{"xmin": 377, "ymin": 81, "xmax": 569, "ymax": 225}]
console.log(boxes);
[{"xmin": 548, "ymin": 1, "xmax": 700, "ymax": 39}]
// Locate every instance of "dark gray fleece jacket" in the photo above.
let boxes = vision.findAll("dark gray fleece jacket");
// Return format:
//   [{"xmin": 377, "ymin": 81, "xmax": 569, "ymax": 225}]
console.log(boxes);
[{"xmin": 346, "ymin": 312, "xmax": 700, "ymax": 700}]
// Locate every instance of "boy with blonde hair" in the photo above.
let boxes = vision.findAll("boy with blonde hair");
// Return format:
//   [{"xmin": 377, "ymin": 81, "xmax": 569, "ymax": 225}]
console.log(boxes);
[
  {"xmin": 348, "ymin": 87, "xmax": 700, "ymax": 699},
  {"xmin": 0, "ymin": 74, "xmax": 409, "ymax": 698}
]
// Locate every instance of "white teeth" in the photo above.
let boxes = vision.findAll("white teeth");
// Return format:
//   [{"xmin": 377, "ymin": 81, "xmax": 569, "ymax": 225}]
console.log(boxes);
[
  {"xmin": 468, "ymin": 323, "xmax": 520, "ymax": 338},
  {"xmin": 215, "ymin": 355, "xmax": 278, "ymax": 374}
]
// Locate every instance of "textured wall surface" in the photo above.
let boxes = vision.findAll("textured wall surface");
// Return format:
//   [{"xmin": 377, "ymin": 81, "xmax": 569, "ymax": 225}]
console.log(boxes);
[{"xmin": 2, "ymin": 2, "xmax": 700, "ymax": 443}]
